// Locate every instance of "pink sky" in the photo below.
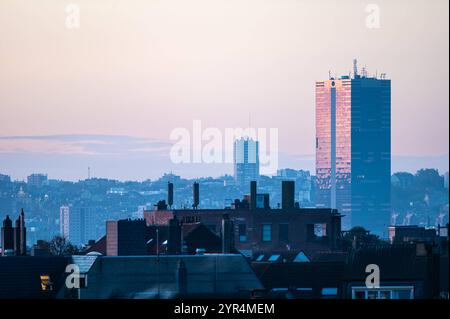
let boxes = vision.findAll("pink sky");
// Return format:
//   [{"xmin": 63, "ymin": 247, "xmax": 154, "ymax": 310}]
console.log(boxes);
[{"xmin": 0, "ymin": 0, "xmax": 448, "ymax": 180}]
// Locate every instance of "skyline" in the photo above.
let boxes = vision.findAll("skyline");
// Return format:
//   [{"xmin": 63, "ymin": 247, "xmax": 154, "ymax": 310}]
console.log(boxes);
[
  {"xmin": 0, "ymin": 132, "xmax": 448, "ymax": 182},
  {"xmin": 0, "ymin": 0, "xmax": 449, "ymax": 181}
]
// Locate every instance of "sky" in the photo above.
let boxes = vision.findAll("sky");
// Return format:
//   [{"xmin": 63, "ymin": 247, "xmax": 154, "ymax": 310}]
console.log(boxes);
[{"xmin": 0, "ymin": 0, "xmax": 448, "ymax": 181}]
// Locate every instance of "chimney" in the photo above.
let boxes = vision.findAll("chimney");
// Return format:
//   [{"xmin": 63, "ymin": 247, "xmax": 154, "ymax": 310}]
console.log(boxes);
[
  {"xmin": 168, "ymin": 216, "xmax": 181, "ymax": 254},
  {"xmin": 281, "ymin": 181, "xmax": 295, "ymax": 210},
  {"xmin": 221, "ymin": 214, "xmax": 234, "ymax": 253},
  {"xmin": 13, "ymin": 209, "xmax": 26, "ymax": 256},
  {"xmin": 250, "ymin": 181, "xmax": 257, "ymax": 210},
  {"xmin": 168, "ymin": 182, "xmax": 174, "ymax": 208},
  {"xmin": 263, "ymin": 194, "xmax": 270, "ymax": 209},
  {"xmin": 1, "ymin": 215, "xmax": 14, "ymax": 256},
  {"xmin": 192, "ymin": 182, "xmax": 199, "ymax": 209}
]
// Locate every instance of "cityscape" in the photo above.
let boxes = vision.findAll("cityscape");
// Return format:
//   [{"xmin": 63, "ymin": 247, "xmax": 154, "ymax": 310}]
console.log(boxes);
[{"xmin": 0, "ymin": 0, "xmax": 448, "ymax": 312}]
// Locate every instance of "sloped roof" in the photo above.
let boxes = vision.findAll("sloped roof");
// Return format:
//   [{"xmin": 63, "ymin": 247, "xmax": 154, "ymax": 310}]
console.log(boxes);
[
  {"xmin": 344, "ymin": 244, "xmax": 428, "ymax": 280},
  {"xmin": 71, "ymin": 255, "xmax": 99, "ymax": 273},
  {"xmin": 78, "ymin": 254, "xmax": 263, "ymax": 298},
  {"xmin": 84, "ymin": 235, "xmax": 107, "ymax": 255},
  {"xmin": 0, "ymin": 256, "xmax": 69, "ymax": 299}
]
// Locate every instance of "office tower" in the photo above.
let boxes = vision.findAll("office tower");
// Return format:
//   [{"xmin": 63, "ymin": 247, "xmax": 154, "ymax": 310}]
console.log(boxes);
[
  {"xmin": 315, "ymin": 60, "xmax": 391, "ymax": 236},
  {"xmin": 1, "ymin": 215, "xmax": 14, "ymax": 256},
  {"xmin": 233, "ymin": 137, "xmax": 260, "ymax": 188},
  {"xmin": 60, "ymin": 205, "xmax": 70, "ymax": 239},
  {"xmin": 26, "ymin": 173, "xmax": 48, "ymax": 187}
]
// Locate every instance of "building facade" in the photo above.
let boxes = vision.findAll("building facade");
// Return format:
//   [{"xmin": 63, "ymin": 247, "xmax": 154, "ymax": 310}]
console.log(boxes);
[
  {"xmin": 65, "ymin": 206, "xmax": 99, "ymax": 246},
  {"xmin": 234, "ymin": 137, "xmax": 260, "ymax": 188},
  {"xmin": 315, "ymin": 63, "xmax": 391, "ymax": 235},
  {"xmin": 59, "ymin": 205, "xmax": 70, "ymax": 239}
]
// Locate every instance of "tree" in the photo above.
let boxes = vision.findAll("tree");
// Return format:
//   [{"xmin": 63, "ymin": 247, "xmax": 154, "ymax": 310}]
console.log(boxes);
[
  {"xmin": 49, "ymin": 235, "xmax": 79, "ymax": 256},
  {"xmin": 414, "ymin": 169, "xmax": 444, "ymax": 190},
  {"xmin": 342, "ymin": 226, "xmax": 386, "ymax": 250}
]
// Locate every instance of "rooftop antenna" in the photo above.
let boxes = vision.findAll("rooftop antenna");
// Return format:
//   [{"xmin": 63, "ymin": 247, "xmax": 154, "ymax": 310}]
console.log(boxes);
[
  {"xmin": 353, "ymin": 59, "xmax": 358, "ymax": 78},
  {"xmin": 88, "ymin": 166, "xmax": 91, "ymax": 179},
  {"xmin": 328, "ymin": 70, "xmax": 331, "ymax": 79}
]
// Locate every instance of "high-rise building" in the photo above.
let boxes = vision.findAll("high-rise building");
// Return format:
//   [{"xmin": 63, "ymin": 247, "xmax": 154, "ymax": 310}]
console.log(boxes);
[
  {"xmin": 59, "ymin": 205, "xmax": 70, "ymax": 239},
  {"xmin": 315, "ymin": 60, "xmax": 391, "ymax": 236},
  {"xmin": 234, "ymin": 137, "xmax": 260, "ymax": 188},
  {"xmin": 65, "ymin": 206, "xmax": 99, "ymax": 246}
]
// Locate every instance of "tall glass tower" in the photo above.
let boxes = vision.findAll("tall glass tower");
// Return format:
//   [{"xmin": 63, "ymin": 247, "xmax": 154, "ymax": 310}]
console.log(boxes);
[
  {"xmin": 234, "ymin": 137, "xmax": 260, "ymax": 188},
  {"xmin": 315, "ymin": 62, "xmax": 391, "ymax": 236}
]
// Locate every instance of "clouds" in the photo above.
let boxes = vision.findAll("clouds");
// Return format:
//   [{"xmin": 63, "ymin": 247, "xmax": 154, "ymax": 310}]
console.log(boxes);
[{"xmin": 0, "ymin": 134, "xmax": 171, "ymax": 156}]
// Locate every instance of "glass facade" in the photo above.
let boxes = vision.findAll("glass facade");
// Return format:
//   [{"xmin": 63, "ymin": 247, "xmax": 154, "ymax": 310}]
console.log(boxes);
[{"xmin": 315, "ymin": 75, "xmax": 391, "ymax": 236}]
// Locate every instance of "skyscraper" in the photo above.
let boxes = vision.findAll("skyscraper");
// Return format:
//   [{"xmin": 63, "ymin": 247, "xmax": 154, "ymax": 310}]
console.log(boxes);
[
  {"xmin": 315, "ymin": 60, "xmax": 391, "ymax": 236},
  {"xmin": 233, "ymin": 137, "xmax": 260, "ymax": 188}
]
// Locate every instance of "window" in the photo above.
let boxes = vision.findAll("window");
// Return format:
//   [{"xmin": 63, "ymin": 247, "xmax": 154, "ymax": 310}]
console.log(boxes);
[
  {"xmin": 293, "ymin": 251, "xmax": 310, "ymax": 262},
  {"xmin": 314, "ymin": 223, "xmax": 327, "ymax": 237},
  {"xmin": 268, "ymin": 254, "xmax": 280, "ymax": 262},
  {"xmin": 392, "ymin": 289, "xmax": 413, "ymax": 299},
  {"xmin": 238, "ymin": 224, "xmax": 247, "ymax": 242},
  {"xmin": 351, "ymin": 287, "xmax": 414, "ymax": 299},
  {"xmin": 307, "ymin": 223, "xmax": 327, "ymax": 241},
  {"xmin": 354, "ymin": 291, "xmax": 365, "ymax": 299},
  {"xmin": 278, "ymin": 223, "xmax": 289, "ymax": 242},
  {"xmin": 321, "ymin": 287, "xmax": 338, "ymax": 298},
  {"xmin": 262, "ymin": 224, "xmax": 272, "ymax": 242},
  {"xmin": 255, "ymin": 254, "xmax": 265, "ymax": 262},
  {"xmin": 40, "ymin": 275, "xmax": 53, "ymax": 291},
  {"xmin": 271, "ymin": 288, "xmax": 288, "ymax": 293}
]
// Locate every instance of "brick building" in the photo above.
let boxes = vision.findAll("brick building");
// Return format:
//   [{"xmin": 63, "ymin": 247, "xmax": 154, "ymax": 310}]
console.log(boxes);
[{"xmin": 144, "ymin": 181, "xmax": 342, "ymax": 258}]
